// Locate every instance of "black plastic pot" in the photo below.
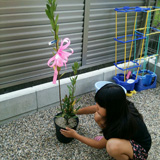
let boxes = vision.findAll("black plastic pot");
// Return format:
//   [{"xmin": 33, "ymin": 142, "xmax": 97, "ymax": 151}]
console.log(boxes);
[{"xmin": 54, "ymin": 113, "xmax": 79, "ymax": 143}]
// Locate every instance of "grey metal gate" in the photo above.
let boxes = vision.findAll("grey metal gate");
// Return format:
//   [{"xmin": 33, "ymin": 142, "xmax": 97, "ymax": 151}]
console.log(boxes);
[{"xmin": 0, "ymin": 0, "xmax": 156, "ymax": 91}]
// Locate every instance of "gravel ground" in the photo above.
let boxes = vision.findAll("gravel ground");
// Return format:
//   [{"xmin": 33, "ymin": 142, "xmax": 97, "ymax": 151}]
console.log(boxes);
[{"xmin": 0, "ymin": 83, "xmax": 160, "ymax": 160}]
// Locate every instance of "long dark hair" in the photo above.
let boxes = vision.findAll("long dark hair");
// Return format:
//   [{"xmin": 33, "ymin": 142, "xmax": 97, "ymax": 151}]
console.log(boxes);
[{"xmin": 95, "ymin": 83, "xmax": 143, "ymax": 140}]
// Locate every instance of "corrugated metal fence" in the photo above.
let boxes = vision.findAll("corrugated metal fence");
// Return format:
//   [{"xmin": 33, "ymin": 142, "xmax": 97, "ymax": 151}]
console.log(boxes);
[{"xmin": 0, "ymin": 0, "xmax": 156, "ymax": 91}]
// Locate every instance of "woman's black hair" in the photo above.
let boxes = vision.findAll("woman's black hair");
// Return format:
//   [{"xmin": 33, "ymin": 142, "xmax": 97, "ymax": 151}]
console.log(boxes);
[{"xmin": 95, "ymin": 83, "xmax": 143, "ymax": 140}]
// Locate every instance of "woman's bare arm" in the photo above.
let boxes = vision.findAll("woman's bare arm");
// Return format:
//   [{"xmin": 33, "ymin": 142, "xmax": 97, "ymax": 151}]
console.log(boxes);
[
  {"xmin": 76, "ymin": 105, "xmax": 97, "ymax": 115},
  {"xmin": 60, "ymin": 127, "xmax": 106, "ymax": 149},
  {"xmin": 75, "ymin": 134, "xmax": 106, "ymax": 149}
]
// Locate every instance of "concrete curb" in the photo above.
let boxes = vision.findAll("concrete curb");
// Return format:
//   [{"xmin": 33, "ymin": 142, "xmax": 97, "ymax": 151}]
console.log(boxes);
[{"xmin": 0, "ymin": 62, "xmax": 159, "ymax": 125}]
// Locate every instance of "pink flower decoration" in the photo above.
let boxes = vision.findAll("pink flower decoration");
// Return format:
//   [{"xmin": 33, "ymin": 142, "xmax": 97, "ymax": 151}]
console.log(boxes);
[{"xmin": 47, "ymin": 38, "xmax": 74, "ymax": 84}]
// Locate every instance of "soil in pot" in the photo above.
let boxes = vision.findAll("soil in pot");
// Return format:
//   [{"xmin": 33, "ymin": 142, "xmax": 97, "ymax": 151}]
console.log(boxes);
[
  {"xmin": 54, "ymin": 113, "xmax": 79, "ymax": 143},
  {"xmin": 55, "ymin": 117, "xmax": 78, "ymax": 128}
]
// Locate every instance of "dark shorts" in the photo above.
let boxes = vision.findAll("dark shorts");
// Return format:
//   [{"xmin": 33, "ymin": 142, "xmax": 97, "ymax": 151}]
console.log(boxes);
[{"xmin": 130, "ymin": 140, "xmax": 148, "ymax": 160}]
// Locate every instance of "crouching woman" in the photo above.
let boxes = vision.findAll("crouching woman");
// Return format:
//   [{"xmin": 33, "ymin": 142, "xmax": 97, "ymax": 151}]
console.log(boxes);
[{"xmin": 61, "ymin": 83, "xmax": 151, "ymax": 160}]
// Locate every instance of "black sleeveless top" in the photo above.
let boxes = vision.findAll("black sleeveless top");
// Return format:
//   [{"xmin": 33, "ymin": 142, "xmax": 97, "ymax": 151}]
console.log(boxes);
[
  {"xmin": 132, "ymin": 117, "xmax": 151, "ymax": 152},
  {"xmin": 103, "ymin": 117, "xmax": 151, "ymax": 152},
  {"xmin": 102, "ymin": 100, "xmax": 152, "ymax": 153}
]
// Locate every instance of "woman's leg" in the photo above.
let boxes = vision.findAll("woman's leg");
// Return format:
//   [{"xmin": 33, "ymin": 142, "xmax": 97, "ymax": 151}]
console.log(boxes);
[{"xmin": 106, "ymin": 138, "xmax": 133, "ymax": 160}]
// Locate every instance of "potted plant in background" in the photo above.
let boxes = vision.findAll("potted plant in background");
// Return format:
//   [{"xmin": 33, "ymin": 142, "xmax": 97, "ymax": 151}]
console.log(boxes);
[{"xmin": 45, "ymin": 0, "xmax": 81, "ymax": 143}]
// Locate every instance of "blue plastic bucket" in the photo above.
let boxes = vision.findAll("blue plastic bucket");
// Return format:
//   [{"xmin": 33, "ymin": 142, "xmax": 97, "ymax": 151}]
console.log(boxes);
[
  {"xmin": 112, "ymin": 73, "xmax": 139, "ymax": 91},
  {"xmin": 95, "ymin": 81, "xmax": 127, "ymax": 94}
]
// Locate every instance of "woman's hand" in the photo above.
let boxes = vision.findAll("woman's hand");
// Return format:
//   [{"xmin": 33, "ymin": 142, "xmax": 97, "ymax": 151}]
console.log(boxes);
[
  {"xmin": 60, "ymin": 127, "xmax": 77, "ymax": 138},
  {"xmin": 61, "ymin": 127, "xmax": 107, "ymax": 149}
]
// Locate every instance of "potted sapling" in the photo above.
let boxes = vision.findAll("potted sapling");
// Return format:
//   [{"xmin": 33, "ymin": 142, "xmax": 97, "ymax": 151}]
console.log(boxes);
[
  {"xmin": 54, "ymin": 62, "xmax": 81, "ymax": 143},
  {"xmin": 45, "ymin": 0, "xmax": 81, "ymax": 143}
]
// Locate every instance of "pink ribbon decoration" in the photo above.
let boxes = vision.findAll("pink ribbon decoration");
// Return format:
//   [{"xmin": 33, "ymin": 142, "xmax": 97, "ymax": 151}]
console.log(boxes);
[{"xmin": 47, "ymin": 38, "xmax": 74, "ymax": 84}]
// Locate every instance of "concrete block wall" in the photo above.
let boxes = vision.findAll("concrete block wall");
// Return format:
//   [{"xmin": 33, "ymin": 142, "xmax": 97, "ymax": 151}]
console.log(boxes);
[
  {"xmin": 0, "ymin": 65, "xmax": 115, "ymax": 125},
  {"xmin": 0, "ymin": 88, "xmax": 38, "ymax": 125},
  {"xmin": 0, "ymin": 62, "xmax": 159, "ymax": 125}
]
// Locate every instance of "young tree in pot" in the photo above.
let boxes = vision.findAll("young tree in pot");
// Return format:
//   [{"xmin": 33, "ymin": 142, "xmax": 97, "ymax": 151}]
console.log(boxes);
[
  {"xmin": 45, "ymin": 0, "xmax": 81, "ymax": 143},
  {"xmin": 54, "ymin": 62, "xmax": 80, "ymax": 143},
  {"xmin": 61, "ymin": 62, "xmax": 80, "ymax": 125}
]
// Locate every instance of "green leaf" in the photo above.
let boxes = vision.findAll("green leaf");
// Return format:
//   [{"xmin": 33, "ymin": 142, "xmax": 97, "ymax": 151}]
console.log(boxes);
[
  {"xmin": 55, "ymin": 14, "xmax": 59, "ymax": 25},
  {"xmin": 53, "ymin": 0, "xmax": 57, "ymax": 7},
  {"xmin": 71, "ymin": 116, "xmax": 78, "ymax": 119},
  {"xmin": 55, "ymin": 114, "xmax": 63, "ymax": 118},
  {"xmin": 76, "ymin": 97, "xmax": 81, "ymax": 103},
  {"xmin": 60, "ymin": 72, "xmax": 66, "ymax": 78},
  {"xmin": 48, "ymin": 0, "xmax": 52, "ymax": 4},
  {"xmin": 72, "ymin": 62, "xmax": 80, "ymax": 75},
  {"xmin": 74, "ymin": 76, "xmax": 78, "ymax": 81},
  {"xmin": 46, "ymin": 4, "xmax": 50, "ymax": 13},
  {"xmin": 75, "ymin": 62, "xmax": 80, "ymax": 68},
  {"xmin": 61, "ymin": 113, "xmax": 65, "ymax": 118},
  {"xmin": 69, "ymin": 88, "xmax": 72, "ymax": 96},
  {"xmin": 45, "ymin": 9, "xmax": 52, "ymax": 20},
  {"xmin": 50, "ymin": 20, "xmax": 55, "ymax": 30},
  {"xmin": 50, "ymin": 5, "xmax": 54, "ymax": 17},
  {"xmin": 76, "ymin": 106, "xmax": 81, "ymax": 111}
]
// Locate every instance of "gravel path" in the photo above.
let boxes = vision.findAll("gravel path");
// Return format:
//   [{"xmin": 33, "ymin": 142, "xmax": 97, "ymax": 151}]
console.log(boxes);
[{"xmin": 0, "ymin": 83, "xmax": 159, "ymax": 160}]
